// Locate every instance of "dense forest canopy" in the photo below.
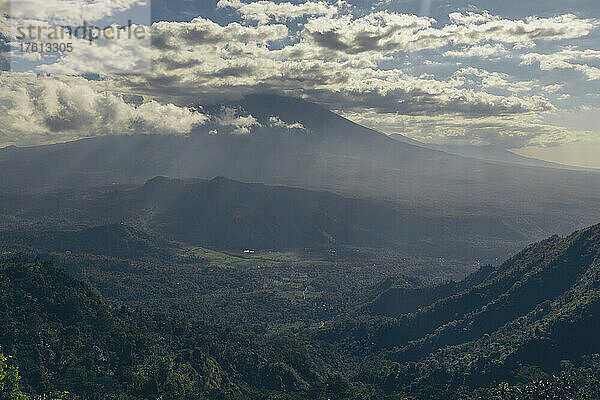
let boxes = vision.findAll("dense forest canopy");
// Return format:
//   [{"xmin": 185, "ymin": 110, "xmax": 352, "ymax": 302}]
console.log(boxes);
[{"xmin": 1, "ymin": 223, "xmax": 600, "ymax": 399}]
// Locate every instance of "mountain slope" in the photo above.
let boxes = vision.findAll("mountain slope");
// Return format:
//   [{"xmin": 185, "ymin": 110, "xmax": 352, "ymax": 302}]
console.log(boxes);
[
  {"xmin": 0, "ymin": 259, "xmax": 236, "ymax": 398},
  {"xmin": 337, "ymin": 223, "xmax": 600, "ymax": 389},
  {"xmin": 389, "ymin": 133, "xmax": 589, "ymax": 169},
  {"xmin": 1, "ymin": 94, "xmax": 600, "ymax": 246},
  {"xmin": 0, "ymin": 258, "xmax": 336, "ymax": 399},
  {"xmin": 0, "ymin": 224, "xmax": 172, "ymax": 258},
  {"xmin": 0, "ymin": 176, "xmax": 524, "ymax": 259},
  {"xmin": 3, "ymin": 225, "xmax": 600, "ymax": 398}
]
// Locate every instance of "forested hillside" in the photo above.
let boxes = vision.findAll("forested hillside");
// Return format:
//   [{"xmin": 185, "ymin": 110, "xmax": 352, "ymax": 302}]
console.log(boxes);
[
  {"xmin": 322, "ymin": 224, "xmax": 600, "ymax": 392},
  {"xmin": 0, "ymin": 258, "xmax": 340, "ymax": 399},
  {"xmin": 2, "ymin": 224, "xmax": 600, "ymax": 399}
]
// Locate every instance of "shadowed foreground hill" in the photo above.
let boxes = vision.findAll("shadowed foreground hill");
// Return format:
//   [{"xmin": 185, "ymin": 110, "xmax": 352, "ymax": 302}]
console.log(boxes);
[
  {"xmin": 327, "ymin": 223, "xmax": 600, "ymax": 392},
  {"xmin": 0, "ymin": 259, "xmax": 340, "ymax": 399},
  {"xmin": 0, "ymin": 224, "xmax": 172, "ymax": 258}
]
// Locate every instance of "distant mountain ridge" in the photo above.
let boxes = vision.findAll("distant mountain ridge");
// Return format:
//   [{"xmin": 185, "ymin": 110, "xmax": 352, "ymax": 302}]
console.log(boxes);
[
  {"xmin": 388, "ymin": 134, "xmax": 586, "ymax": 169},
  {"xmin": 0, "ymin": 176, "xmax": 524, "ymax": 260}
]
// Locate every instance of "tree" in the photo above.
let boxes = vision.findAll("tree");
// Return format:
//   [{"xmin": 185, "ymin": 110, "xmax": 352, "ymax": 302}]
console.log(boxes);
[{"xmin": 0, "ymin": 347, "xmax": 29, "ymax": 400}]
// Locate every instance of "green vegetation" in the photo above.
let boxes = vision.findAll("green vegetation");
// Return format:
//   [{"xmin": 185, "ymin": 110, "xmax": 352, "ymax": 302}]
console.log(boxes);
[
  {"xmin": 0, "ymin": 346, "xmax": 29, "ymax": 400},
  {"xmin": 4, "ymin": 241, "xmax": 468, "ymax": 331},
  {"xmin": 3, "ymin": 217, "xmax": 600, "ymax": 398},
  {"xmin": 0, "ymin": 258, "xmax": 344, "ymax": 399}
]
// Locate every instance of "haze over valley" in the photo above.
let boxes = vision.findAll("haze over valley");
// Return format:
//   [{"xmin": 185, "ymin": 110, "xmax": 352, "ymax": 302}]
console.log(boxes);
[{"xmin": 1, "ymin": 0, "xmax": 600, "ymax": 398}]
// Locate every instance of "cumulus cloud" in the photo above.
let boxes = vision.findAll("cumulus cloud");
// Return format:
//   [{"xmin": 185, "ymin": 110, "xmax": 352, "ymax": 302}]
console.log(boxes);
[
  {"xmin": 307, "ymin": 66, "xmax": 553, "ymax": 116},
  {"xmin": 300, "ymin": 12, "xmax": 435, "ymax": 55},
  {"xmin": 23, "ymin": 22, "xmax": 152, "ymax": 75},
  {"xmin": 268, "ymin": 116, "xmax": 306, "ymax": 130},
  {"xmin": 214, "ymin": 106, "xmax": 260, "ymax": 135},
  {"xmin": 11, "ymin": 8, "xmax": 577, "ymax": 122},
  {"xmin": 521, "ymin": 48, "xmax": 600, "ymax": 80},
  {"xmin": 217, "ymin": 0, "xmax": 341, "ymax": 25},
  {"xmin": 299, "ymin": 11, "xmax": 594, "ymax": 56},
  {"xmin": 6, "ymin": 3, "xmax": 596, "ymax": 149},
  {"xmin": 152, "ymin": 17, "xmax": 288, "ymax": 50},
  {"xmin": 453, "ymin": 67, "xmax": 536, "ymax": 93},
  {"xmin": 542, "ymin": 84, "xmax": 563, "ymax": 93},
  {"xmin": 443, "ymin": 43, "xmax": 509, "ymax": 58},
  {"xmin": 103, "ymin": 13, "xmax": 556, "ymax": 122},
  {"xmin": 0, "ymin": 73, "xmax": 208, "ymax": 146},
  {"xmin": 448, "ymin": 10, "xmax": 499, "ymax": 25},
  {"xmin": 10, "ymin": 0, "xmax": 145, "ymax": 25}
]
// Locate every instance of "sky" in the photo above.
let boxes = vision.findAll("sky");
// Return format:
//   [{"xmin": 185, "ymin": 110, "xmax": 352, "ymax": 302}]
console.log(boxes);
[{"xmin": 1, "ymin": 0, "xmax": 600, "ymax": 167}]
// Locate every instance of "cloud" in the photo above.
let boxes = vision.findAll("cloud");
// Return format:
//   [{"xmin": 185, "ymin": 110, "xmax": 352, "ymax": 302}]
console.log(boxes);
[
  {"xmin": 453, "ymin": 67, "xmax": 536, "ymax": 93},
  {"xmin": 6, "ymin": 4, "xmax": 596, "ymax": 149},
  {"xmin": 299, "ymin": 11, "xmax": 595, "ymax": 56},
  {"xmin": 217, "ymin": 0, "xmax": 341, "ymax": 25},
  {"xmin": 10, "ymin": 8, "xmax": 571, "ymax": 122},
  {"xmin": 343, "ymin": 110, "xmax": 594, "ymax": 149},
  {"xmin": 300, "ymin": 12, "xmax": 435, "ymax": 55},
  {"xmin": 443, "ymin": 43, "xmax": 509, "ymax": 58},
  {"xmin": 214, "ymin": 106, "xmax": 260, "ymax": 134},
  {"xmin": 19, "ymin": 14, "xmax": 286, "ymax": 75},
  {"xmin": 268, "ymin": 116, "xmax": 306, "ymax": 130},
  {"xmin": 104, "ymin": 13, "xmax": 555, "ymax": 121},
  {"xmin": 0, "ymin": 73, "xmax": 208, "ymax": 146},
  {"xmin": 542, "ymin": 84, "xmax": 563, "ymax": 93},
  {"xmin": 521, "ymin": 48, "xmax": 600, "ymax": 80},
  {"xmin": 20, "ymin": 22, "xmax": 152, "ymax": 75},
  {"xmin": 448, "ymin": 10, "xmax": 499, "ymax": 25},
  {"xmin": 152, "ymin": 17, "xmax": 288, "ymax": 50},
  {"xmin": 306, "ymin": 66, "xmax": 553, "ymax": 116},
  {"xmin": 10, "ymin": 0, "xmax": 145, "ymax": 24}
]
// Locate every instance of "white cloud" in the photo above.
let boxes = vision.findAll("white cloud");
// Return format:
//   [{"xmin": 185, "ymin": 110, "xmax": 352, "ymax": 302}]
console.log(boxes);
[
  {"xmin": 10, "ymin": 8, "xmax": 576, "ymax": 123},
  {"xmin": 299, "ymin": 11, "xmax": 594, "ymax": 56},
  {"xmin": 443, "ymin": 44, "xmax": 509, "ymax": 58},
  {"xmin": 22, "ymin": 22, "xmax": 152, "ymax": 75},
  {"xmin": 453, "ymin": 67, "xmax": 536, "ymax": 93},
  {"xmin": 217, "ymin": 0, "xmax": 341, "ymax": 25},
  {"xmin": 10, "ymin": 0, "xmax": 145, "ymax": 24},
  {"xmin": 5, "ymin": 5, "xmax": 596, "ymax": 149},
  {"xmin": 542, "ymin": 84, "xmax": 563, "ymax": 93},
  {"xmin": 268, "ymin": 116, "xmax": 306, "ymax": 130},
  {"xmin": 104, "ymin": 14, "xmax": 555, "ymax": 121},
  {"xmin": 521, "ymin": 48, "xmax": 600, "ymax": 80},
  {"xmin": 215, "ymin": 106, "xmax": 260, "ymax": 134},
  {"xmin": 343, "ymin": 110, "xmax": 594, "ymax": 149},
  {"xmin": 0, "ymin": 73, "xmax": 208, "ymax": 147},
  {"xmin": 299, "ymin": 11, "xmax": 435, "ymax": 55},
  {"xmin": 448, "ymin": 10, "xmax": 499, "ymax": 25},
  {"xmin": 152, "ymin": 17, "xmax": 288, "ymax": 49}
]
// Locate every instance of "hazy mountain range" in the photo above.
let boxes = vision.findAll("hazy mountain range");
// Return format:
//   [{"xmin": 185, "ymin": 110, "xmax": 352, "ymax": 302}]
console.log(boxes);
[
  {"xmin": 2, "ymin": 94, "xmax": 600, "ymax": 259},
  {"xmin": 388, "ymin": 134, "xmax": 592, "ymax": 170}
]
